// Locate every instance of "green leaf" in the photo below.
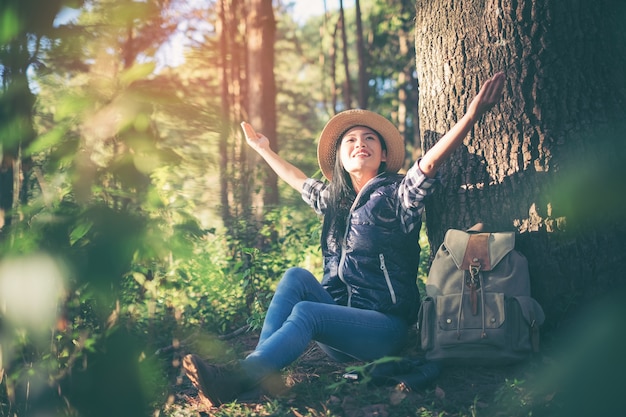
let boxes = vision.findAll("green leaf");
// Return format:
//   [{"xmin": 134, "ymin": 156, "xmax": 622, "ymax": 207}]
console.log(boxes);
[
  {"xmin": 24, "ymin": 125, "xmax": 68, "ymax": 156},
  {"xmin": 56, "ymin": 94, "xmax": 92, "ymax": 121},
  {"xmin": 70, "ymin": 219, "xmax": 93, "ymax": 246},
  {"xmin": 133, "ymin": 272, "xmax": 146, "ymax": 286},
  {"xmin": 1, "ymin": 8, "xmax": 21, "ymax": 42}
]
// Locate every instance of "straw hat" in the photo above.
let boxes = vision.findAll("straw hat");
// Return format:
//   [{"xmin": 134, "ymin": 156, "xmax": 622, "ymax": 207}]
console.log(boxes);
[{"xmin": 317, "ymin": 109, "xmax": 405, "ymax": 180}]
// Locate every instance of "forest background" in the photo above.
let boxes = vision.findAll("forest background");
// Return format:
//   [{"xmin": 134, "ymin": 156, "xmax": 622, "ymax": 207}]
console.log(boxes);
[{"xmin": 1, "ymin": 0, "xmax": 625, "ymax": 416}]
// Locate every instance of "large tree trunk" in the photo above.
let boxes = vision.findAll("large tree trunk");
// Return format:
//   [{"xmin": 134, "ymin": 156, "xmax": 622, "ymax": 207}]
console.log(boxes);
[{"xmin": 415, "ymin": 0, "xmax": 626, "ymax": 329}]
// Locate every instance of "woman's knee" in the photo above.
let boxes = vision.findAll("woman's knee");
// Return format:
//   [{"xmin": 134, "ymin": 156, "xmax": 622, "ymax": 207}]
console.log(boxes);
[
  {"xmin": 289, "ymin": 301, "xmax": 320, "ymax": 326},
  {"xmin": 278, "ymin": 267, "xmax": 316, "ymax": 289},
  {"xmin": 283, "ymin": 267, "xmax": 315, "ymax": 280},
  {"xmin": 274, "ymin": 267, "xmax": 332, "ymax": 305}
]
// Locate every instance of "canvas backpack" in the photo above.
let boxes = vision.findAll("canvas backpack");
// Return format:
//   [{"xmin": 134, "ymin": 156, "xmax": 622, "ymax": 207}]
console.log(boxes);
[{"xmin": 418, "ymin": 228, "xmax": 545, "ymax": 364}]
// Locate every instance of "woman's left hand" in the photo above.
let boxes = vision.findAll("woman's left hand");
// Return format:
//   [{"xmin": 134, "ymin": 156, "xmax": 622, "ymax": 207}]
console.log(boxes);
[{"xmin": 467, "ymin": 71, "xmax": 506, "ymax": 120}]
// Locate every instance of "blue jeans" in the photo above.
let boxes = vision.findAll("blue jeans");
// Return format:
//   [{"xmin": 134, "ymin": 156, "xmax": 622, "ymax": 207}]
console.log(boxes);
[{"xmin": 241, "ymin": 267, "xmax": 409, "ymax": 381}]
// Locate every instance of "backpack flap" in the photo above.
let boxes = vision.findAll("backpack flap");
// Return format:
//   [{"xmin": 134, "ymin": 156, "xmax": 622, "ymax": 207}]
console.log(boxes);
[
  {"xmin": 427, "ymin": 230, "xmax": 519, "ymax": 297},
  {"xmin": 445, "ymin": 229, "xmax": 515, "ymax": 271}
]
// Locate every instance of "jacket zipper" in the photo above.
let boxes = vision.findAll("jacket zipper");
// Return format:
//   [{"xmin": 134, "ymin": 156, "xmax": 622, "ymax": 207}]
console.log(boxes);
[
  {"xmin": 379, "ymin": 253, "xmax": 397, "ymax": 304},
  {"xmin": 337, "ymin": 176, "xmax": 382, "ymax": 307},
  {"xmin": 338, "ymin": 200, "xmax": 358, "ymax": 307}
]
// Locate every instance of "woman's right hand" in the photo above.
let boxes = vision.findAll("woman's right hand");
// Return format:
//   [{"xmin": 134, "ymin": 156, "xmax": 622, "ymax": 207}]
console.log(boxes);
[
  {"xmin": 241, "ymin": 122, "xmax": 270, "ymax": 152},
  {"xmin": 240, "ymin": 121, "xmax": 308, "ymax": 191}
]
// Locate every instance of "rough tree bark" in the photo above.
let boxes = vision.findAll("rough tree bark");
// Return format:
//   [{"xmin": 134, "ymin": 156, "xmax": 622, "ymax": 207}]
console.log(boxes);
[{"xmin": 415, "ymin": 0, "xmax": 626, "ymax": 328}]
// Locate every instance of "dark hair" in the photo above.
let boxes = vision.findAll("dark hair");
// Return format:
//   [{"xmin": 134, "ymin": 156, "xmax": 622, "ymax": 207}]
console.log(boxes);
[{"xmin": 322, "ymin": 127, "xmax": 387, "ymax": 239}]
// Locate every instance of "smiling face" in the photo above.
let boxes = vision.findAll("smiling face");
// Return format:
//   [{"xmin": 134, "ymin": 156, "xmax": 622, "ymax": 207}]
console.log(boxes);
[{"xmin": 338, "ymin": 126, "xmax": 387, "ymax": 185}]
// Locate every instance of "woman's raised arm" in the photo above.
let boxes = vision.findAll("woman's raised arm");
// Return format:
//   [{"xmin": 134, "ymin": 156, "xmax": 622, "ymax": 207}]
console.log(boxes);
[
  {"xmin": 242, "ymin": 122, "xmax": 308, "ymax": 192},
  {"xmin": 418, "ymin": 72, "xmax": 505, "ymax": 178}
]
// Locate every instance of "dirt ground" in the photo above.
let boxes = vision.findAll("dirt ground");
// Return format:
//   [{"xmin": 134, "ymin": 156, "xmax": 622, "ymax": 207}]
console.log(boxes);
[{"xmin": 172, "ymin": 327, "xmax": 541, "ymax": 416}]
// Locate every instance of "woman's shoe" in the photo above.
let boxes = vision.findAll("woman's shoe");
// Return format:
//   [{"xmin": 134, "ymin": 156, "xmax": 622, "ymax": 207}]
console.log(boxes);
[{"xmin": 182, "ymin": 354, "xmax": 254, "ymax": 406}]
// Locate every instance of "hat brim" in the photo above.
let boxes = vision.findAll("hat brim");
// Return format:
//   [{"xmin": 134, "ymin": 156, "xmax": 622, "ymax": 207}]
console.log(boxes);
[{"xmin": 317, "ymin": 109, "xmax": 405, "ymax": 181}]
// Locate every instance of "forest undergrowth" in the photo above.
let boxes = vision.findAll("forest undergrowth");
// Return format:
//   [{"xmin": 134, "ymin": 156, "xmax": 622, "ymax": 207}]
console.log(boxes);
[
  {"xmin": 162, "ymin": 327, "xmax": 559, "ymax": 417},
  {"xmin": 3, "ymin": 213, "xmax": 621, "ymax": 417}
]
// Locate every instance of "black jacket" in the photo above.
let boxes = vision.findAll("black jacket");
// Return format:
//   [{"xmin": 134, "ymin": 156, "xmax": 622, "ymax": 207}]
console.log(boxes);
[{"xmin": 321, "ymin": 174, "xmax": 422, "ymax": 323}]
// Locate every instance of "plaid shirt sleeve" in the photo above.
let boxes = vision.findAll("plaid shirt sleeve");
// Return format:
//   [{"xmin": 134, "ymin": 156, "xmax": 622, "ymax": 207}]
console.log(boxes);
[
  {"xmin": 397, "ymin": 159, "xmax": 440, "ymax": 234},
  {"xmin": 301, "ymin": 178, "xmax": 330, "ymax": 215}
]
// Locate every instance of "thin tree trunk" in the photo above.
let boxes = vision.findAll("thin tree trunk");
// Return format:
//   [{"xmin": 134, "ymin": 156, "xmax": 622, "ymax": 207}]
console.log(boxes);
[
  {"xmin": 217, "ymin": 0, "xmax": 232, "ymax": 229},
  {"xmin": 330, "ymin": 19, "xmax": 339, "ymax": 114},
  {"xmin": 319, "ymin": 4, "xmax": 330, "ymax": 116},
  {"xmin": 0, "ymin": 40, "xmax": 36, "ymax": 234},
  {"xmin": 355, "ymin": 0, "xmax": 367, "ymax": 109},
  {"xmin": 232, "ymin": 0, "xmax": 252, "ymax": 222},
  {"xmin": 411, "ymin": 71, "xmax": 421, "ymax": 161},
  {"xmin": 338, "ymin": 0, "xmax": 352, "ymax": 109},
  {"xmin": 397, "ymin": 30, "xmax": 409, "ymax": 167},
  {"xmin": 0, "ymin": 156, "xmax": 13, "ymax": 230},
  {"xmin": 247, "ymin": 0, "xmax": 278, "ymax": 208}
]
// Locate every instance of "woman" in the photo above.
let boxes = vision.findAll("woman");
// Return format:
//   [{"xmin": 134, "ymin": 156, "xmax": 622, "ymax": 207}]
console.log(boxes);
[{"xmin": 184, "ymin": 72, "xmax": 506, "ymax": 406}]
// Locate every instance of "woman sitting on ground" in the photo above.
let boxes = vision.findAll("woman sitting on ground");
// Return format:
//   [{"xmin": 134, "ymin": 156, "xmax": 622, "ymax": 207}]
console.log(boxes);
[{"xmin": 183, "ymin": 72, "xmax": 506, "ymax": 406}]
